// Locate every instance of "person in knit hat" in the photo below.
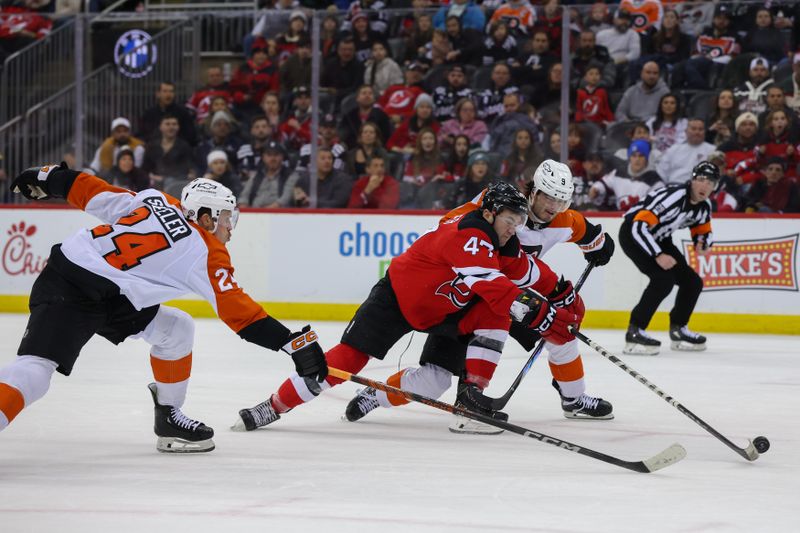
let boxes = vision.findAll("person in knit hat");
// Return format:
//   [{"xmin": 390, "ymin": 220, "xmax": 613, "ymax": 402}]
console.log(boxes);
[
  {"xmin": 456, "ymin": 150, "xmax": 494, "ymax": 204},
  {"xmin": 387, "ymin": 92, "xmax": 440, "ymax": 156}
]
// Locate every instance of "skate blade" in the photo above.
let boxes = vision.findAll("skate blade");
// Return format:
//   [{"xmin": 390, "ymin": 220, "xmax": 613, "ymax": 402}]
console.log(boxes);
[
  {"xmin": 671, "ymin": 340, "xmax": 706, "ymax": 351},
  {"xmin": 156, "ymin": 437, "xmax": 215, "ymax": 453},
  {"xmin": 623, "ymin": 342, "xmax": 660, "ymax": 355},
  {"xmin": 563, "ymin": 411, "xmax": 615, "ymax": 420},
  {"xmin": 448, "ymin": 416, "xmax": 504, "ymax": 435}
]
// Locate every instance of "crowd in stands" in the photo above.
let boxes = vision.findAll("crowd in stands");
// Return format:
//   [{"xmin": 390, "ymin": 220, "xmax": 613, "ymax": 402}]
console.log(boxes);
[{"xmin": 4, "ymin": 0, "xmax": 800, "ymax": 213}]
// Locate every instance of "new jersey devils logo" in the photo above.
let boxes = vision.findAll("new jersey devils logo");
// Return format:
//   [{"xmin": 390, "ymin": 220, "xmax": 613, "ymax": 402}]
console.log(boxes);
[{"xmin": 435, "ymin": 276, "xmax": 472, "ymax": 308}]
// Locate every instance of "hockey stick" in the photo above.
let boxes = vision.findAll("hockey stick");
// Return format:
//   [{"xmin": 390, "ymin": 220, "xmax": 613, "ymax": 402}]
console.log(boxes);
[
  {"xmin": 328, "ymin": 367, "xmax": 686, "ymax": 473},
  {"xmin": 570, "ymin": 328, "xmax": 769, "ymax": 462},
  {"xmin": 489, "ymin": 261, "xmax": 596, "ymax": 411}
]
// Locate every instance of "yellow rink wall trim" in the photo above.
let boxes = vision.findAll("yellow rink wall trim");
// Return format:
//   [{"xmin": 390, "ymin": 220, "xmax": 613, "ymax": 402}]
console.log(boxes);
[{"xmin": 0, "ymin": 295, "xmax": 797, "ymax": 335}]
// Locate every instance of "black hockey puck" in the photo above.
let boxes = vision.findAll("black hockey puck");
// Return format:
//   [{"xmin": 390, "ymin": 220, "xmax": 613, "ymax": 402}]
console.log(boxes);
[{"xmin": 753, "ymin": 436, "xmax": 770, "ymax": 453}]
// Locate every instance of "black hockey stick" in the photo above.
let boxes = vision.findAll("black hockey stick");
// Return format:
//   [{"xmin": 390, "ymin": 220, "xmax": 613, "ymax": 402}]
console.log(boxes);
[
  {"xmin": 489, "ymin": 261, "xmax": 595, "ymax": 411},
  {"xmin": 329, "ymin": 367, "xmax": 686, "ymax": 473},
  {"xmin": 570, "ymin": 328, "xmax": 769, "ymax": 462}
]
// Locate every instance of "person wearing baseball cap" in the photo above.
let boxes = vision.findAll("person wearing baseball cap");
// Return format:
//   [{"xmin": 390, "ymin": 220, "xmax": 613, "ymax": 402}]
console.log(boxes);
[
  {"xmin": 240, "ymin": 140, "xmax": 293, "ymax": 208},
  {"xmin": 732, "ymin": 56, "xmax": 773, "ymax": 115},
  {"xmin": 89, "ymin": 116, "xmax": 145, "ymax": 176}
]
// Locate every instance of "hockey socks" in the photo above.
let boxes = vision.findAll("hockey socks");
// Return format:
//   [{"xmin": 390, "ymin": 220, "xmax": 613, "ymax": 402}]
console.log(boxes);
[{"xmin": 0, "ymin": 355, "xmax": 57, "ymax": 430}]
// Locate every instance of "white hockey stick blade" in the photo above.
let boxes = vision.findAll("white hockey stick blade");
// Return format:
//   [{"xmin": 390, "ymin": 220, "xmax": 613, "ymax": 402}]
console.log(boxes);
[
  {"xmin": 642, "ymin": 443, "xmax": 687, "ymax": 472},
  {"xmin": 742, "ymin": 440, "xmax": 759, "ymax": 461}
]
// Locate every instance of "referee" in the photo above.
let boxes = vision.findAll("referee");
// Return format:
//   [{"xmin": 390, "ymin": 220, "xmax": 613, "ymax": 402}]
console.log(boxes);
[{"xmin": 619, "ymin": 161, "xmax": 719, "ymax": 355}]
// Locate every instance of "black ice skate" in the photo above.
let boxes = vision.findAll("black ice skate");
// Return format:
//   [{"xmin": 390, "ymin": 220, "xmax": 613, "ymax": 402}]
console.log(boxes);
[
  {"xmin": 449, "ymin": 382, "xmax": 508, "ymax": 435},
  {"xmin": 552, "ymin": 379, "xmax": 613, "ymax": 420},
  {"xmin": 148, "ymin": 383, "xmax": 215, "ymax": 453},
  {"xmin": 669, "ymin": 325, "xmax": 707, "ymax": 351},
  {"xmin": 344, "ymin": 387, "xmax": 381, "ymax": 422},
  {"xmin": 623, "ymin": 324, "xmax": 661, "ymax": 355},
  {"xmin": 231, "ymin": 397, "xmax": 281, "ymax": 431}
]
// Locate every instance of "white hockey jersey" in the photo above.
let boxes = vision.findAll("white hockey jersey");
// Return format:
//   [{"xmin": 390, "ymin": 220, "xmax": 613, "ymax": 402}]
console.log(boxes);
[{"xmin": 59, "ymin": 173, "xmax": 267, "ymax": 333}]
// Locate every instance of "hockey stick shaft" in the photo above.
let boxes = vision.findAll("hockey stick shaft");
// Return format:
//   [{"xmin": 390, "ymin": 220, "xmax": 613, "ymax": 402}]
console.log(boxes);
[
  {"xmin": 329, "ymin": 367, "xmax": 685, "ymax": 473},
  {"xmin": 489, "ymin": 261, "xmax": 596, "ymax": 410},
  {"xmin": 570, "ymin": 328, "xmax": 760, "ymax": 461}
]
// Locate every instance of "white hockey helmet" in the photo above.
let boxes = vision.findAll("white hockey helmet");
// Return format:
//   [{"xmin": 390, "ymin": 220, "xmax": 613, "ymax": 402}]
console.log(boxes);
[
  {"xmin": 180, "ymin": 178, "xmax": 238, "ymax": 231},
  {"xmin": 529, "ymin": 159, "xmax": 574, "ymax": 212}
]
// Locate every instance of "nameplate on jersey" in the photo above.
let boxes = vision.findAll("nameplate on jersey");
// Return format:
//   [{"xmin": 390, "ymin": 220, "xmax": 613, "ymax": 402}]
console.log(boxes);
[{"xmin": 142, "ymin": 197, "xmax": 191, "ymax": 242}]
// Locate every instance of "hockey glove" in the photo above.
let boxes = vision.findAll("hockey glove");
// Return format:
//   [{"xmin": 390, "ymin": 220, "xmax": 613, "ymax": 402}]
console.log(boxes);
[
  {"xmin": 549, "ymin": 276, "xmax": 585, "ymax": 325},
  {"xmin": 11, "ymin": 162, "xmax": 80, "ymax": 200},
  {"xmin": 510, "ymin": 289, "xmax": 578, "ymax": 345},
  {"xmin": 281, "ymin": 325, "xmax": 328, "ymax": 382},
  {"xmin": 584, "ymin": 232, "xmax": 615, "ymax": 266}
]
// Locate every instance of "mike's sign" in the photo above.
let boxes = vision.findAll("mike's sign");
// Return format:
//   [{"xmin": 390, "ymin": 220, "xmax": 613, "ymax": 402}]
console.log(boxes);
[{"xmin": 683, "ymin": 235, "xmax": 798, "ymax": 292}]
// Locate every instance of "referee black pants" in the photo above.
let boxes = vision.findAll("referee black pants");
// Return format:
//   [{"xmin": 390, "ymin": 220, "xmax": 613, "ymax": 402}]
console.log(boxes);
[{"xmin": 619, "ymin": 221, "xmax": 704, "ymax": 330}]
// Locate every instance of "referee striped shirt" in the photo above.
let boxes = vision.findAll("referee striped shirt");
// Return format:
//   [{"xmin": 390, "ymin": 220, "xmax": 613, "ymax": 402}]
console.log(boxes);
[{"xmin": 624, "ymin": 183, "xmax": 713, "ymax": 257}]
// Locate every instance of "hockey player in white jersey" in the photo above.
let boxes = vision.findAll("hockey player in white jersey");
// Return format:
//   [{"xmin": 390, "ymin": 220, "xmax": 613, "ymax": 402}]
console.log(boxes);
[
  {"xmin": 0, "ymin": 163, "xmax": 327, "ymax": 452},
  {"xmin": 344, "ymin": 160, "xmax": 617, "ymax": 432}
]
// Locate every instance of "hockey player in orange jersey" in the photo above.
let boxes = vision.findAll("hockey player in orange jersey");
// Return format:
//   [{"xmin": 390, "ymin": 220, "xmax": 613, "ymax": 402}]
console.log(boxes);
[
  {"xmin": 343, "ymin": 160, "xmax": 618, "ymax": 432},
  {"xmin": 0, "ymin": 164, "xmax": 327, "ymax": 453}
]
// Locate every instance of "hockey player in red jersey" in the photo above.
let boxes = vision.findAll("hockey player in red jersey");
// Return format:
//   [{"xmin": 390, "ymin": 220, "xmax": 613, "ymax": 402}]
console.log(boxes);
[
  {"xmin": 0, "ymin": 164, "xmax": 327, "ymax": 453},
  {"xmin": 234, "ymin": 182, "xmax": 582, "ymax": 431},
  {"xmin": 344, "ymin": 160, "xmax": 616, "ymax": 431}
]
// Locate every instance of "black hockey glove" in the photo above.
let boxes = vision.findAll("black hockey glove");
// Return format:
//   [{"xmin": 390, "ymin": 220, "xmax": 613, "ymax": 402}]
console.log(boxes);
[
  {"xmin": 281, "ymin": 325, "xmax": 328, "ymax": 382},
  {"xmin": 584, "ymin": 232, "xmax": 615, "ymax": 266},
  {"xmin": 510, "ymin": 289, "xmax": 579, "ymax": 345},
  {"xmin": 11, "ymin": 162, "xmax": 80, "ymax": 200}
]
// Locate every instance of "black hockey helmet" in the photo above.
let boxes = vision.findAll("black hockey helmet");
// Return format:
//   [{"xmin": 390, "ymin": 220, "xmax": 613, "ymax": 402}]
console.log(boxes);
[
  {"xmin": 692, "ymin": 161, "xmax": 720, "ymax": 182},
  {"xmin": 483, "ymin": 181, "xmax": 528, "ymax": 216}
]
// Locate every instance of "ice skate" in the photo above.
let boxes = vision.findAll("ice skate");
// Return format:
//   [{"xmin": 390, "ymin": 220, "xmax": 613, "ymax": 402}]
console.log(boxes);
[
  {"xmin": 344, "ymin": 387, "xmax": 380, "ymax": 422},
  {"xmin": 669, "ymin": 325, "xmax": 707, "ymax": 351},
  {"xmin": 552, "ymin": 379, "xmax": 613, "ymax": 420},
  {"xmin": 623, "ymin": 324, "xmax": 661, "ymax": 355},
  {"xmin": 449, "ymin": 382, "xmax": 508, "ymax": 435},
  {"xmin": 231, "ymin": 397, "xmax": 281, "ymax": 431},
  {"xmin": 148, "ymin": 383, "xmax": 215, "ymax": 453}
]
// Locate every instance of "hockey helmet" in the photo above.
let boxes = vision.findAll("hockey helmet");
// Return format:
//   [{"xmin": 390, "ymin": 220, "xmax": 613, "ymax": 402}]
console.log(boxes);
[
  {"xmin": 692, "ymin": 161, "xmax": 720, "ymax": 182},
  {"xmin": 527, "ymin": 159, "xmax": 574, "ymax": 212},
  {"xmin": 483, "ymin": 181, "xmax": 528, "ymax": 223},
  {"xmin": 181, "ymin": 178, "xmax": 238, "ymax": 232}
]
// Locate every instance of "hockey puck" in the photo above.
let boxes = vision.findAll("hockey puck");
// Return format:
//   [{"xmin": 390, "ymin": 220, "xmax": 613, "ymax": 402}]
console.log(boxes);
[{"xmin": 753, "ymin": 436, "xmax": 770, "ymax": 453}]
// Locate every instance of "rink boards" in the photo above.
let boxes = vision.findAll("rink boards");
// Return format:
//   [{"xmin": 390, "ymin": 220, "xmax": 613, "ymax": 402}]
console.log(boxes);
[{"xmin": 0, "ymin": 206, "xmax": 797, "ymax": 334}]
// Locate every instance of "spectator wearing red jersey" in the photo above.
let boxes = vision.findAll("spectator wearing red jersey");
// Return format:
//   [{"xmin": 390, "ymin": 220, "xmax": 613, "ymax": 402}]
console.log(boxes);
[
  {"xmin": 348, "ymin": 155, "xmax": 400, "ymax": 209},
  {"xmin": 400, "ymin": 128, "xmax": 453, "ymax": 209},
  {"xmin": 278, "ymin": 86, "xmax": 312, "ymax": 152},
  {"xmin": 575, "ymin": 66, "xmax": 614, "ymax": 126},
  {"xmin": 744, "ymin": 157, "xmax": 800, "ymax": 213},
  {"xmin": 755, "ymin": 109, "xmax": 798, "ymax": 178},
  {"xmin": 186, "ymin": 66, "xmax": 234, "ymax": 124},
  {"xmin": 379, "ymin": 62, "xmax": 427, "ymax": 125},
  {"xmin": 533, "ymin": 0, "xmax": 566, "ymax": 55},
  {"xmin": 231, "ymin": 37, "xmax": 280, "ymax": 116},
  {"xmin": 0, "ymin": 3, "xmax": 52, "ymax": 62},
  {"xmin": 719, "ymin": 112, "xmax": 761, "ymax": 187},
  {"xmin": 275, "ymin": 10, "xmax": 307, "ymax": 64},
  {"xmin": 387, "ymin": 93, "xmax": 440, "ymax": 156}
]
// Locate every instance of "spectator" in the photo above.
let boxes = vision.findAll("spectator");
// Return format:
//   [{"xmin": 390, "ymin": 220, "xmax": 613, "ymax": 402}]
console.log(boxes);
[
  {"xmin": 444, "ymin": 134, "xmax": 471, "ymax": 182},
  {"xmin": 481, "ymin": 21, "xmax": 518, "ymax": 67},
  {"xmin": 646, "ymin": 93, "xmax": 688, "ymax": 153},
  {"xmin": 400, "ymin": 128, "xmax": 453, "ymax": 208},
  {"xmin": 200, "ymin": 96, "xmax": 240, "ymax": 140},
  {"xmin": 455, "ymin": 150, "xmax": 494, "ymax": 204},
  {"xmin": 431, "ymin": 64, "xmax": 473, "ymax": 122},
  {"xmin": 321, "ymin": 37, "xmax": 365, "ymax": 109},
  {"xmin": 203, "ymin": 150, "xmax": 243, "ymax": 199},
  {"xmin": 293, "ymin": 148, "xmax": 353, "ymax": 208},
  {"xmin": 237, "ymin": 115, "xmax": 276, "ymax": 180},
  {"xmin": 443, "ymin": 15, "xmax": 483, "ymax": 66},
  {"xmin": 584, "ymin": 1, "xmax": 612, "ymax": 34},
  {"xmin": 0, "ymin": 3, "xmax": 52, "ymax": 63},
  {"xmin": 590, "ymin": 140, "xmax": 664, "ymax": 210},
  {"xmin": 278, "ymin": 86, "xmax": 313, "ymax": 152},
  {"xmin": 528, "ymin": 62, "xmax": 564, "ymax": 118},
  {"xmin": 619, "ymin": 0, "xmax": 664, "ymax": 34},
  {"xmin": 231, "ymin": 38, "xmax": 280, "ymax": 113},
  {"xmin": 477, "ymin": 63, "xmax": 519, "ymax": 124},
  {"xmin": 615, "ymin": 61, "xmax": 670, "ymax": 122},
  {"xmin": 240, "ymin": 141, "xmax": 294, "ymax": 208},
  {"xmin": 89, "ymin": 117, "xmax": 145, "ymax": 176},
  {"xmin": 742, "ymin": 8, "xmax": 786, "ymax": 65},
  {"xmin": 571, "ymin": 30, "xmax": 616, "ymax": 90},
  {"xmin": 247, "ymin": 0, "xmax": 299, "ymax": 49},
  {"xmin": 142, "ymin": 114, "xmax": 194, "ymax": 194},
  {"xmin": 275, "ymin": 10, "xmax": 308, "ymax": 64},
  {"xmin": 259, "ymin": 91, "xmax": 282, "ymax": 129},
  {"xmin": 575, "ymin": 152, "xmax": 613, "ymax": 211},
  {"xmin": 513, "ymin": 30, "xmax": 557, "ymax": 87},
  {"xmin": 546, "ymin": 124, "xmax": 587, "ymax": 178},
  {"xmin": 405, "ymin": 12, "xmax": 434, "ymax": 63},
  {"xmin": 743, "ymin": 157, "xmax": 800, "ymax": 213},
  {"xmin": 364, "ymin": 41, "xmax": 404, "ymax": 97},
  {"xmin": 674, "ymin": 1, "xmax": 715, "ymax": 39},
  {"xmin": 488, "ymin": 92, "xmax": 538, "ymax": 155},
  {"xmin": 137, "ymin": 81, "xmax": 197, "ymax": 146},
  {"xmin": 733, "ymin": 57, "xmax": 774, "ymax": 115},
  {"xmin": 613, "ymin": 121, "xmax": 663, "ymax": 171},
  {"xmin": 421, "ymin": 28, "xmax": 453, "ymax": 68},
  {"xmin": 634, "ymin": 8, "xmax": 691, "ymax": 81},
  {"xmin": 706, "ymin": 150, "xmax": 740, "ymax": 213},
  {"xmin": 596, "ymin": 9, "xmax": 641, "ymax": 78},
  {"xmin": 345, "ymin": 122, "xmax": 389, "ymax": 178},
  {"xmin": 705, "ymin": 89, "xmax": 738, "ymax": 146},
  {"xmin": 656, "ymin": 118, "xmax": 715, "ymax": 184},
  {"xmin": 379, "ymin": 62, "xmax": 428, "ymax": 125},
  {"xmin": 489, "ymin": 0, "xmax": 537, "ymax": 39},
  {"xmin": 341, "ymin": 85, "xmax": 393, "ymax": 148},
  {"xmin": 500, "ymin": 128, "xmax": 544, "ymax": 187},
  {"xmin": 756, "ymin": 109, "xmax": 798, "ymax": 178},
  {"xmin": 433, "ymin": 0, "xmax": 485, "ymax": 32},
  {"xmin": 343, "ymin": 0, "xmax": 389, "ymax": 37},
  {"xmin": 779, "ymin": 52, "xmax": 800, "ymax": 115},
  {"xmin": 439, "ymin": 98, "xmax": 488, "ymax": 150},
  {"xmin": 348, "ymin": 155, "xmax": 400, "ymax": 209},
  {"xmin": 105, "ymin": 147, "xmax": 149, "ymax": 193},
  {"xmin": 533, "ymin": 1, "xmax": 570, "ymax": 56},
  {"xmin": 387, "ymin": 93, "xmax": 440, "ymax": 156},
  {"xmin": 719, "ymin": 112, "xmax": 761, "ymax": 187},
  {"xmin": 758, "ymin": 86, "xmax": 795, "ymax": 130},
  {"xmin": 575, "ymin": 66, "xmax": 614, "ymax": 126},
  {"xmin": 187, "ymin": 66, "xmax": 234, "ymax": 124},
  {"xmin": 320, "ymin": 14, "xmax": 340, "ymax": 60},
  {"xmin": 279, "ymin": 35, "xmax": 312, "ymax": 96},
  {"xmin": 297, "ymin": 113, "xmax": 348, "ymax": 172},
  {"xmin": 193, "ymin": 111, "xmax": 242, "ymax": 176},
  {"xmin": 349, "ymin": 11, "xmax": 381, "ymax": 63}
]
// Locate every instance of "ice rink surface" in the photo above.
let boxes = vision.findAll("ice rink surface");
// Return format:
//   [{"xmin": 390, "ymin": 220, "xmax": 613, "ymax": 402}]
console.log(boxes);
[{"xmin": 0, "ymin": 315, "xmax": 797, "ymax": 532}]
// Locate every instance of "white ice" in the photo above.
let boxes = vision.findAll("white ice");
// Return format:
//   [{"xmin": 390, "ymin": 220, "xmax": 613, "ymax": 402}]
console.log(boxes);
[{"xmin": 0, "ymin": 315, "xmax": 797, "ymax": 532}]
